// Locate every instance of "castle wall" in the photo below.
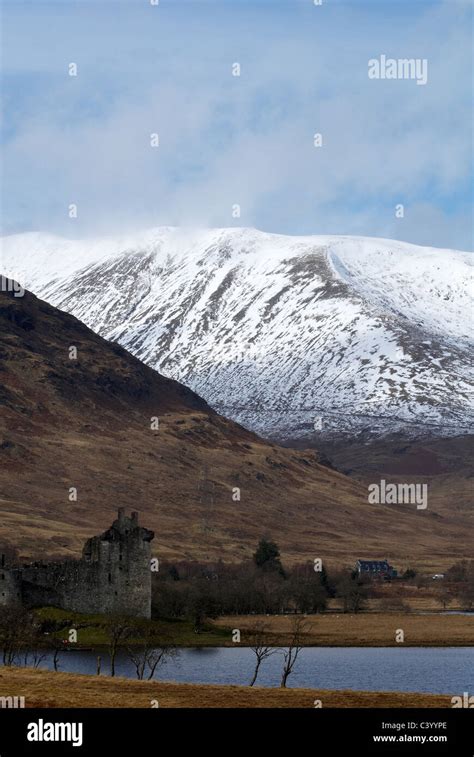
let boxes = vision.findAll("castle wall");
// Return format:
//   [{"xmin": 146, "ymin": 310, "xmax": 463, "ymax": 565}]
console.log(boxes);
[
  {"xmin": 0, "ymin": 565, "xmax": 22, "ymax": 607},
  {"xmin": 10, "ymin": 510, "xmax": 154, "ymax": 619}
]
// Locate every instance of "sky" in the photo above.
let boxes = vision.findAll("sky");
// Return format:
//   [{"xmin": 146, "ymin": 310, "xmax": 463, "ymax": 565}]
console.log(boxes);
[{"xmin": 1, "ymin": 0, "xmax": 472, "ymax": 250}]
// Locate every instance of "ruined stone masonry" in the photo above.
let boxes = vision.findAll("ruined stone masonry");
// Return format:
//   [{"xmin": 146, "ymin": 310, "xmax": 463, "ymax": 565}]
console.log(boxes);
[{"xmin": 0, "ymin": 509, "xmax": 154, "ymax": 619}]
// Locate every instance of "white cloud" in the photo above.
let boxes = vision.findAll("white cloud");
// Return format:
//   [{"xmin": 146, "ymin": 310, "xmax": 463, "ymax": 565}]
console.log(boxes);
[{"xmin": 1, "ymin": 0, "xmax": 472, "ymax": 249}]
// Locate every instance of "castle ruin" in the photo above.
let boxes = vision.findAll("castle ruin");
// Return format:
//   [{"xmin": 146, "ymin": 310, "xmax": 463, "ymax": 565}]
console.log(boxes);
[{"xmin": 0, "ymin": 509, "xmax": 154, "ymax": 619}]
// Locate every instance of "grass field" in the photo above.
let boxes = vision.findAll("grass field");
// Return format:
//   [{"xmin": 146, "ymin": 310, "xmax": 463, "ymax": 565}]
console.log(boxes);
[
  {"xmin": 0, "ymin": 667, "xmax": 454, "ymax": 708},
  {"xmin": 329, "ymin": 595, "xmax": 467, "ymax": 613},
  {"xmin": 33, "ymin": 607, "xmax": 474, "ymax": 648},
  {"xmin": 34, "ymin": 607, "xmax": 229, "ymax": 647},
  {"xmin": 216, "ymin": 612, "xmax": 474, "ymax": 647}
]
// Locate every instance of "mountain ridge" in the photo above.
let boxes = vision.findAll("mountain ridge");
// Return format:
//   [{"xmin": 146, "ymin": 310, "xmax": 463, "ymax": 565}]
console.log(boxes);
[{"xmin": 1, "ymin": 227, "xmax": 472, "ymax": 443}]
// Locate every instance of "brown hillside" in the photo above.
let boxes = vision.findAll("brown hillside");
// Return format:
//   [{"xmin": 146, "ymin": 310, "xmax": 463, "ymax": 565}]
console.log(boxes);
[{"xmin": 0, "ymin": 283, "xmax": 470, "ymax": 570}]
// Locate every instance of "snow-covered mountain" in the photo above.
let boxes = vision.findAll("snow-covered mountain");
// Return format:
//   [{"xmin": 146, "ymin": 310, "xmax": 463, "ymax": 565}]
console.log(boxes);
[{"xmin": 1, "ymin": 227, "xmax": 472, "ymax": 441}]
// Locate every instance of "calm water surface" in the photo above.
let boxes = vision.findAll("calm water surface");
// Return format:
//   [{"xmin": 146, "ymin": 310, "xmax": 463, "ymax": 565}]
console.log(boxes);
[{"xmin": 18, "ymin": 646, "xmax": 473, "ymax": 695}]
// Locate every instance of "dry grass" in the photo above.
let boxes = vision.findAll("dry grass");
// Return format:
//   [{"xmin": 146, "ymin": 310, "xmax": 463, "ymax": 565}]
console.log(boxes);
[
  {"xmin": 0, "ymin": 287, "xmax": 471, "ymax": 570},
  {"xmin": 215, "ymin": 613, "xmax": 474, "ymax": 646},
  {"xmin": 352, "ymin": 596, "xmax": 464, "ymax": 613},
  {"xmin": 327, "ymin": 597, "xmax": 461, "ymax": 613},
  {"xmin": 0, "ymin": 667, "xmax": 453, "ymax": 708}
]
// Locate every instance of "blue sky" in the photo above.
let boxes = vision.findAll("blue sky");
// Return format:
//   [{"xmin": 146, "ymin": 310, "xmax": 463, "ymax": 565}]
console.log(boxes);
[{"xmin": 1, "ymin": 0, "xmax": 472, "ymax": 249}]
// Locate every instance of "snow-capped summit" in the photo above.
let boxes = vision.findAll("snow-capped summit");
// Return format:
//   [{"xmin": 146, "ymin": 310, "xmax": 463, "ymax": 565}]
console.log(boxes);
[{"xmin": 1, "ymin": 226, "xmax": 472, "ymax": 441}]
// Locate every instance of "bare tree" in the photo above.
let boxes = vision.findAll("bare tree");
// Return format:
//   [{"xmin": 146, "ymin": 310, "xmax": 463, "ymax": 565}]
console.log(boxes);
[
  {"xmin": 336, "ymin": 574, "xmax": 368, "ymax": 613},
  {"xmin": 459, "ymin": 572, "xmax": 474, "ymax": 611},
  {"xmin": 0, "ymin": 606, "xmax": 38, "ymax": 666},
  {"xmin": 280, "ymin": 616, "xmax": 306, "ymax": 688},
  {"xmin": 47, "ymin": 637, "xmax": 63, "ymax": 672},
  {"xmin": 246, "ymin": 621, "xmax": 278, "ymax": 687},
  {"xmin": 104, "ymin": 616, "xmax": 134, "ymax": 677},
  {"xmin": 127, "ymin": 629, "xmax": 177, "ymax": 681},
  {"xmin": 23, "ymin": 647, "xmax": 47, "ymax": 669},
  {"xmin": 437, "ymin": 588, "xmax": 453, "ymax": 611}
]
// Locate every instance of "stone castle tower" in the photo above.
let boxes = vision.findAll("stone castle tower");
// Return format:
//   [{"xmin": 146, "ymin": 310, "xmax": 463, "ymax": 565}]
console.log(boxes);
[
  {"xmin": 0, "ymin": 509, "xmax": 155, "ymax": 619},
  {"xmin": 0, "ymin": 552, "xmax": 22, "ymax": 607}
]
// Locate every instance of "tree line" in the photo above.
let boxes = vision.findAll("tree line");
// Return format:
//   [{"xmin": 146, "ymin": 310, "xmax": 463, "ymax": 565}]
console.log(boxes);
[
  {"xmin": 152, "ymin": 542, "xmax": 474, "ymax": 627},
  {"xmin": 0, "ymin": 605, "xmax": 176, "ymax": 681},
  {"xmin": 152, "ymin": 538, "xmax": 370, "ymax": 627},
  {"xmin": 0, "ymin": 603, "xmax": 308, "ymax": 688}
]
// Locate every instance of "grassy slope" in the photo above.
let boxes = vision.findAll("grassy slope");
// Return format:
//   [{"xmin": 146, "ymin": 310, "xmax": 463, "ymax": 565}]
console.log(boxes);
[
  {"xmin": 0, "ymin": 667, "xmax": 453, "ymax": 708},
  {"xmin": 0, "ymin": 287, "xmax": 471, "ymax": 570}
]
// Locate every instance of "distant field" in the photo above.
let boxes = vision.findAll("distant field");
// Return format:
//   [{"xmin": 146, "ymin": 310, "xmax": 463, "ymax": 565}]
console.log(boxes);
[
  {"xmin": 32, "ymin": 607, "xmax": 474, "ymax": 648},
  {"xmin": 0, "ymin": 667, "xmax": 453, "ymax": 708},
  {"xmin": 215, "ymin": 612, "xmax": 474, "ymax": 647},
  {"xmin": 33, "ymin": 607, "xmax": 230, "ymax": 647},
  {"xmin": 346, "ymin": 597, "xmax": 466, "ymax": 613}
]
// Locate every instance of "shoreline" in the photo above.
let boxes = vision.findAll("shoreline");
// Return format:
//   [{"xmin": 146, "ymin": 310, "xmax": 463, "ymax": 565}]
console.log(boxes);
[
  {"xmin": 213, "ymin": 612, "xmax": 474, "ymax": 647},
  {"xmin": 32, "ymin": 608, "xmax": 474, "ymax": 648},
  {"xmin": 0, "ymin": 667, "xmax": 456, "ymax": 709}
]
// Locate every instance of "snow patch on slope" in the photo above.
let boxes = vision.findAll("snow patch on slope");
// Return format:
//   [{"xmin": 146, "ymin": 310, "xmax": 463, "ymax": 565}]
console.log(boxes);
[{"xmin": 1, "ymin": 227, "xmax": 472, "ymax": 441}]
